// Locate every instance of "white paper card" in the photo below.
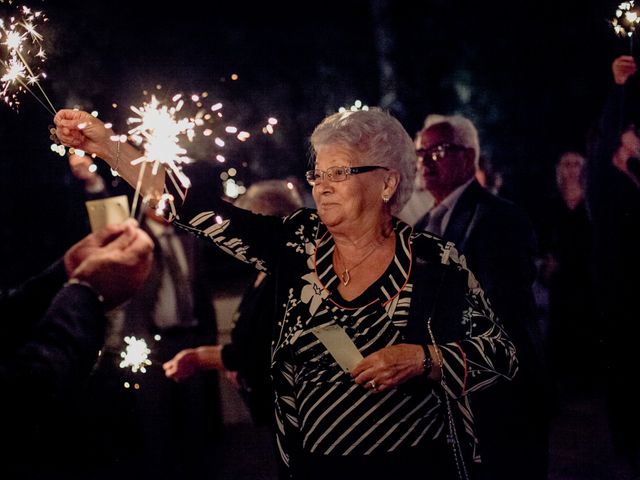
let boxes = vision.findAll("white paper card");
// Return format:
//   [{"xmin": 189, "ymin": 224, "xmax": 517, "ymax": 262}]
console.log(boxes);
[
  {"xmin": 312, "ymin": 324, "xmax": 363, "ymax": 373},
  {"xmin": 85, "ymin": 195, "xmax": 130, "ymax": 232}
]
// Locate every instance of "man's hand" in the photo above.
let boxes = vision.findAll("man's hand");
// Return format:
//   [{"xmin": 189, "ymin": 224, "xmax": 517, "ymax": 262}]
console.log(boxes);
[
  {"xmin": 64, "ymin": 220, "xmax": 138, "ymax": 276},
  {"xmin": 163, "ymin": 345, "xmax": 223, "ymax": 382},
  {"xmin": 69, "ymin": 153, "xmax": 104, "ymax": 191},
  {"xmin": 613, "ymin": 55, "xmax": 637, "ymax": 85},
  {"xmin": 70, "ymin": 222, "xmax": 154, "ymax": 310}
]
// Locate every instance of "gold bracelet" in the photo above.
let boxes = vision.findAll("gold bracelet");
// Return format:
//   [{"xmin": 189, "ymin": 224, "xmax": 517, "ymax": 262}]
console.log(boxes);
[{"xmin": 113, "ymin": 139, "xmax": 121, "ymax": 171}]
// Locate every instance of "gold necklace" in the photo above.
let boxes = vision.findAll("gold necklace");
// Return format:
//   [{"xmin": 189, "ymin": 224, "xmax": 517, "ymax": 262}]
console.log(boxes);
[{"xmin": 334, "ymin": 240, "xmax": 384, "ymax": 286}]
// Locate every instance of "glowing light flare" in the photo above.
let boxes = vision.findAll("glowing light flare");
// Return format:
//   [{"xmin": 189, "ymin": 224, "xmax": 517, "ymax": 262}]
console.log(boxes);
[
  {"xmin": 611, "ymin": 1, "xmax": 640, "ymax": 38},
  {"xmin": 3, "ymin": 29, "xmax": 24, "ymax": 51},
  {"xmin": 339, "ymin": 99, "xmax": 370, "ymax": 113},
  {"xmin": 119, "ymin": 336, "xmax": 152, "ymax": 373},
  {"xmin": 1, "ymin": 56, "xmax": 25, "ymax": 85},
  {"xmin": 0, "ymin": 3, "xmax": 53, "ymax": 112},
  {"xmin": 154, "ymin": 193, "xmax": 175, "ymax": 218},
  {"xmin": 127, "ymin": 95, "xmax": 194, "ymax": 189},
  {"xmin": 20, "ymin": 20, "xmax": 43, "ymax": 43}
]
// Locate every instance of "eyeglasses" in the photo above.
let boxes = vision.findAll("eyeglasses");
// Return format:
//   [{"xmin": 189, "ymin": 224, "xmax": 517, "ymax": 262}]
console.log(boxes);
[
  {"xmin": 305, "ymin": 165, "xmax": 389, "ymax": 186},
  {"xmin": 415, "ymin": 143, "xmax": 466, "ymax": 162}
]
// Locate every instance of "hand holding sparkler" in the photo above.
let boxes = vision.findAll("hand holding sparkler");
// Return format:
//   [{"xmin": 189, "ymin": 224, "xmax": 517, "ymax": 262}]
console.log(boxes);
[
  {"xmin": 613, "ymin": 55, "xmax": 638, "ymax": 84},
  {"xmin": 55, "ymin": 109, "xmax": 117, "ymax": 159},
  {"xmin": 54, "ymin": 108, "xmax": 165, "ymax": 204}
]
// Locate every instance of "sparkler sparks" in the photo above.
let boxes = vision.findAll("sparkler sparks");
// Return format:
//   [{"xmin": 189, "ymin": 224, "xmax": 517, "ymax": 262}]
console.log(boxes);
[
  {"xmin": 116, "ymin": 86, "xmax": 280, "ymax": 209},
  {"xmin": 127, "ymin": 94, "xmax": 194, "ymax": 188},
  {"xmin": 611, "ymin": 1, "xmax": 640, "ymax": 52},
  {"xmin": 51, "ymin": 82, "xmax": 281, "ymax": 209},
  {"xmin": 119, "ymin": 336, "xmax": 152, "ymax": 373},
  {"xmin": 0, "ymin": 3, "xmax": 54, "ymax": 113}
]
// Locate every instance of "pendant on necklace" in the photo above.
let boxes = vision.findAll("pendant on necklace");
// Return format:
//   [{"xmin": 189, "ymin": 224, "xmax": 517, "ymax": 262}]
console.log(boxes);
[{"xmin": 341, "ymin": 269, "xmax": 351, "ymax": 286}]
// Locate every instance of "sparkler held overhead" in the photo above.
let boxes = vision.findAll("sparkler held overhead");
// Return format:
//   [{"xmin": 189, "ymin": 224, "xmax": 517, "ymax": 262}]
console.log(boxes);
[
  {"xmin": 611, "ymin": 1, "xmax": 640, "ymax": 54},
  {"xmin": 54, "ymin": 85, "xmax": 280, "ymax": 215},
  {"xmin": 0, "ymin": 3, "xmax": 55, "ymax": 114}
]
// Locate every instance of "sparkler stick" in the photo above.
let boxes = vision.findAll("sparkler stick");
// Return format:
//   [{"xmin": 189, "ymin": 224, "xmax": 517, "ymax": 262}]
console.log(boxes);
[
  {"xmin": 130, "ymin": 160, "xmax": 147, "ymax": 220},
  {"xmin": 14, "ymin": 49, "xmax": 55, "ymax": 113}
]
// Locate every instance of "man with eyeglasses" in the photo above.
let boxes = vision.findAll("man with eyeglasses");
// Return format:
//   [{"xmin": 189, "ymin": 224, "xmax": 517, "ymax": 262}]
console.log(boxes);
[{"xmin": 415, "ymin": 114, "xmax": 549, "ymax": 480}]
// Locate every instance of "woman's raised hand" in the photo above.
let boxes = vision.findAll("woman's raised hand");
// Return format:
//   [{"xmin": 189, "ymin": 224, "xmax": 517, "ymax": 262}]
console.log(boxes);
[{"xmin": 54, "ymin": 109, "xmax": 115, "ymax": 161}]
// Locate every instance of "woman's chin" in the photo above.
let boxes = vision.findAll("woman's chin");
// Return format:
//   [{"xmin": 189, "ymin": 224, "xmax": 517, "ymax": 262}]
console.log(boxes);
[{"xmin": 317, "ymin": 209, "xmax": 342, "ymax": 228}]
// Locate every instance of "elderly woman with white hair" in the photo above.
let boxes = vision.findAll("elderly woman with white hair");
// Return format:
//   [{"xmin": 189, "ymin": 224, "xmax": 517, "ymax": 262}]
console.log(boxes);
[{"xmin": 54, "ymin": 107, "xmax": 517, "ymax": 479}]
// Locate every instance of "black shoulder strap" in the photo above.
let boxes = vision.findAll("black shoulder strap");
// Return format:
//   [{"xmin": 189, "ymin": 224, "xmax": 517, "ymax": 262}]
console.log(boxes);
[{"xmin": 404, "ymin": 243, "xmax": 453, "ymax": 346}]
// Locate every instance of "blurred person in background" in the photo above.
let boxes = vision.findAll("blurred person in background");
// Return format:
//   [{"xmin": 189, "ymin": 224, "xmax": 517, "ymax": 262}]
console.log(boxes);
[
  {"xmin": 414, "ymin": 114, "xmax": 549, "ymax": 480},
  {"xmin": 538, "ymin": 152, "xmax": 597, "ymax": 390},
  {"xmin": 586, "ymin": 54, "xmax": 640, "ymax": 478}
]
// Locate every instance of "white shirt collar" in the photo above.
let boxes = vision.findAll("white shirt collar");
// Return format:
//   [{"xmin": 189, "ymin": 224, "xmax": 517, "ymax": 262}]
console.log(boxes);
[{"xmin": 430, "ymin": 177, "xmax": 474, "ymax": 234}]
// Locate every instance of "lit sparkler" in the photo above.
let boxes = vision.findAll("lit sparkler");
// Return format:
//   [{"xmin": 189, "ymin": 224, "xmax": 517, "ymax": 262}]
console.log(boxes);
[
  {"xmin": 119, "ymin": 86, "xmax": 280, "ymax": 209},
  {"xmin": 611, "ymin": 1, "xmax": 640, "ymax": 53},
  {"xmin": 125, "ymin": 94, "xmax": 196, "ymax": 215},
  {"xmin": 0, "ymin": 4, "xmax": 54, "ymax": 113},
  {"xmin": 118, "ymin": 336, "xmax": 152, "ymax": 373},
  {"xmin": 54, "ymin": 83, "xmax": 281, "ymax": 208}
]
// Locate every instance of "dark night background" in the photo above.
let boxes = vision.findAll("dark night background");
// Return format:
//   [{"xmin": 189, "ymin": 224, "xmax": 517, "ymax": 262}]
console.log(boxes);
[{"xmin": 0, "ymin": 0, "xmax": 627, "ymax": 287}]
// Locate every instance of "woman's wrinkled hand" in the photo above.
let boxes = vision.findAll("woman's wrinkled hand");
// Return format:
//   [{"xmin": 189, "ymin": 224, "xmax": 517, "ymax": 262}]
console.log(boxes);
[
  {"xmin": 54, "ymin": 109, "xmax": 114, "ymax": 160},
  {"xmin": 351, "ymin": 343, "xmax": 425, "ymax": 393}
]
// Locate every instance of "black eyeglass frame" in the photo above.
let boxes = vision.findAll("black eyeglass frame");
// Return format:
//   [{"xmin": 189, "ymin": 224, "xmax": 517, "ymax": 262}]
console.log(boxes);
[
  {"xmin": 305, "ymin": 165, "xmax": 389, "ymax": 186},
  {"xmin": 415, "ymin": 143, "xmax": 467, "ymax": 162}
]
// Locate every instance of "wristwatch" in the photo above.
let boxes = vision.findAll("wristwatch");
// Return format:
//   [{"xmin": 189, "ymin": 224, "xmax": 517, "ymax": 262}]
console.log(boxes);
[{"xmin": 423, "ymin": 346, "xmax": 434, "ymax": 375}]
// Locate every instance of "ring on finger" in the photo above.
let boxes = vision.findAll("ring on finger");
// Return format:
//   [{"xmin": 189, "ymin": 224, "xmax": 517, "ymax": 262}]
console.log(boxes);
[{"xmin": 368, "ymin": 380, "xmax": 376, "ymax": 390}]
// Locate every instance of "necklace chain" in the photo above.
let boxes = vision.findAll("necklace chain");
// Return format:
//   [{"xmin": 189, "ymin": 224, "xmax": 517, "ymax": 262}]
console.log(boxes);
[{"xmin": 334, "ymin": 240, "xmax": 383, "ymax": 286}]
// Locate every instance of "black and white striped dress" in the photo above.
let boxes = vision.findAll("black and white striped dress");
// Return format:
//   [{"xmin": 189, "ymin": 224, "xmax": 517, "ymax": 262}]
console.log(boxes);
[{"xmin": 172, "ymin": 180, "xmax": 518, "ymax": 477}]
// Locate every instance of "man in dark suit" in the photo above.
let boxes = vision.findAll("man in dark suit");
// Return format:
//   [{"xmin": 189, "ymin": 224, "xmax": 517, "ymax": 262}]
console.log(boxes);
[
  {"xmin": 1, "ymin": 220, "xmax": 153, "ymax": 478},
  {"xmin": 67, "ymin": 154, "xmax": 224, "ymax": 479},
  {"xmin": 414, "ymin": 114, "xmax": 549, "ymax": 480}
]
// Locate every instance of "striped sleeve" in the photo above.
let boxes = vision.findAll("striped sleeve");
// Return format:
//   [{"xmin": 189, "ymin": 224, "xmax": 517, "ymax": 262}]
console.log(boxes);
[{"xmin": 437, "ymin": 246, "xmax": 519, "ymax": 399}]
